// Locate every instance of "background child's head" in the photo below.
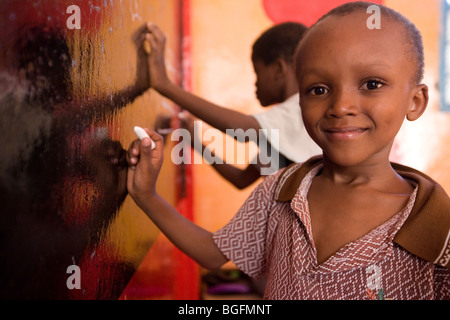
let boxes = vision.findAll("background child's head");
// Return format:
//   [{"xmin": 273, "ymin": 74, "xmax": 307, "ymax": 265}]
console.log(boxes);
[
  {"xmin": 252, "ymin": 22, "xmax": 307, "ymax": 67},
  {"xmin": 251, "ymin": 22, "xmax": 307, "ymax": 106}
]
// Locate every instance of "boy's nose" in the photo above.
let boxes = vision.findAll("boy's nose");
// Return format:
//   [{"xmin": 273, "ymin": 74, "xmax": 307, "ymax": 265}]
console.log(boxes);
[{"xmin": 326, "ymin": 88, "xmax": 359, "ymax": 118}]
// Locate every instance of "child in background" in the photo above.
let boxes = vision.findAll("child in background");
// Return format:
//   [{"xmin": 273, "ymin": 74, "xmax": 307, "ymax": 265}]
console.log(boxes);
[
  {"xmin": 127, "ymin": 2, "xmax": 450, "ymax": 299},
  {"xmin": 144, "ymin": 22, "xmax": 321, "ymax": 189}
]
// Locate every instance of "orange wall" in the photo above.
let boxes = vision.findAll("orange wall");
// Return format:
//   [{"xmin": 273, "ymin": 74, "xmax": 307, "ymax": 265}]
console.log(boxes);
[
  {"xmin": 92, "ymin": 0, "xmax": 182, "ymax": 273},
  {"xmin": 190, "ymin": 0, "xmax": 272, "ymax": 233},
  {"xmin": 104, "ymin": 0, "xmax": 181, "ymax": 269}
]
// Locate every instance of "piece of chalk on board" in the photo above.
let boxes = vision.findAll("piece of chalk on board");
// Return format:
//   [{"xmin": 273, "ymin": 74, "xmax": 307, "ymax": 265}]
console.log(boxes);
[{"xmin": 134, "ymin": 126, "xmax": 155, "ymax": 150}]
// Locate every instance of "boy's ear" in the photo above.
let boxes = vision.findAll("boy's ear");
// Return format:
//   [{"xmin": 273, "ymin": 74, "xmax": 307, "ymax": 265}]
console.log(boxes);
[
  {"xmin": 406, "ymin": 84, "xmax": 428, "ymax": 121},
  {"xmin": 273, "ymin": 58, "xmax": 288, "ymax": 78}
]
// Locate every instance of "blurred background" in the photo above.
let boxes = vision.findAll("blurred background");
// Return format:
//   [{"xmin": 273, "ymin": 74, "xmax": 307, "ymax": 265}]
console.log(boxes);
[{"xmin": 0, "ymin": 0, "xmax": 448, "ymax": 300}]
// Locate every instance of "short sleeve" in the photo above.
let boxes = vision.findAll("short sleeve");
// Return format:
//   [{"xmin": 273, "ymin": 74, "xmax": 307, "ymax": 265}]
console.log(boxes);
[{"xmin": 212, "ymin": 173, "xmax": 280, "ymax": 279}]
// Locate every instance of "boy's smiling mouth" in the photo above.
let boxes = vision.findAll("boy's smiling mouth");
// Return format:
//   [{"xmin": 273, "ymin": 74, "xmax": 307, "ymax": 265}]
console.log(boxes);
[{"xmin": 323, "ymin": 126, "xmax": 369, "ymax": 140}]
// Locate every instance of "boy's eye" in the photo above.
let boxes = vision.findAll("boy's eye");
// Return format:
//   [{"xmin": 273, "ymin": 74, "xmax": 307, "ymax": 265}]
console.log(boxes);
[
  {"xmin": 362, "ymin": 80, "xmax": 383, "ymax": 90},
  {"xmin": 308, "ymin": 86, "xmax": 329, "ymax": 96}
]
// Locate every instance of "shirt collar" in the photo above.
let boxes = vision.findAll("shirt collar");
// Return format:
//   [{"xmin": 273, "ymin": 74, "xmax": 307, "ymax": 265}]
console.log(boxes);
[{"xmin": 275, "ymin": 156, "xmax": 450, "ymax": 269}]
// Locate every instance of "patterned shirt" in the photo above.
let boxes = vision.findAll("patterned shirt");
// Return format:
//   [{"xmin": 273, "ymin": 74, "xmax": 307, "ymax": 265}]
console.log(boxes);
[{"xmin": 213, "ymin": 164, "xmax": 450, "ymax": 300}]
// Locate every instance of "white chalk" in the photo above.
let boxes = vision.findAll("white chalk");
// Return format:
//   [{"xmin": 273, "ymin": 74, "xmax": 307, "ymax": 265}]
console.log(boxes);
[{"xmin": 134, "ymin": 126, "xmax": 155, "ymax": 150}]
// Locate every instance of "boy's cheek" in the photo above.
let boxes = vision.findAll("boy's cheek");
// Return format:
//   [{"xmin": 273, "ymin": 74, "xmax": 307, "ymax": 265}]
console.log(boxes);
[{"xmin": 301, "ymin": 107, "xmax": 321, "ymax": 124}]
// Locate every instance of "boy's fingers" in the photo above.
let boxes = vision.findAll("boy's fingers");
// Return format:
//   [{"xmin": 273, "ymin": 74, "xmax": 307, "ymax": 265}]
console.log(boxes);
[
  {"xmin": 140, "ymin": 129, "xmax": 163, "ymax": 154},
  {"xmin": 126, "ymin": 161, "xmax": 137, "ymax": 190},
  {"xmin": 145, "ymin": 33, "xmax": 157, "ymax": 51},
  {"xmin": 144, "ymin": 129, "xmax": 163, "ymax": 154},
  {"xmin": 146, "ymin": 22, "xmax": 166, "ymax": 43},
  {"xmin": 127, "ymin": 129, "xmax": 164, "ymax": 198},
  {"xmin": 126, "ymin": 139, "xmax": 141, "ymax": 166},
  {"xmin": 137, "ymin": 130, "xmax": 163, "ymax": 172}
]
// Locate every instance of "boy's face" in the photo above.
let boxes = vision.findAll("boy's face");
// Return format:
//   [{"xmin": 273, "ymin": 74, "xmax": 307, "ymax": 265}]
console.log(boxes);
[
  {"xmin": 295, "ymin": 12, "xmax": 428, "ymax": 167},
  {"xmin": 252, "ymin": 58, "xmax": 282, "ymax": 107}
]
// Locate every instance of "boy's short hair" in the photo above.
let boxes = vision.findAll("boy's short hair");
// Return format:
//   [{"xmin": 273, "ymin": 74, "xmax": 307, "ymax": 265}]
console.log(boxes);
[
  {"xmin": 252, "ymin": 22, "xmax": 308, "ymax": 65},
  {"xmin": 296, "ymin": 1, "xmax": 424, "ymax": 84}
]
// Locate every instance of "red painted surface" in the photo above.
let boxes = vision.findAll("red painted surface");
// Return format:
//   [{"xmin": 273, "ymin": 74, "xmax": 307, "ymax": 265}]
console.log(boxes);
[
  {"xmin": 174, "ymin": 0, "xmax": 200, "ymax": 300},
  {"xmin": 2, "ymin": 0, "xmax": 104, "ymax": 33},
  {"xmin": 119, "ymin": 234, "xmax": 177, "ymax": 300},
  {"xmin": 262, "ymin": 0, "xmax": 384, "ymax": 26}
]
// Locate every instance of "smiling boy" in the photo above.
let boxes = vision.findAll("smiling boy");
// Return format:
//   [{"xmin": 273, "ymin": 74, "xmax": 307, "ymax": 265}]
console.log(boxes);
[
  {"xmin": 294, "ymin": 3, "xmax": 429, "ymax": 266},
  {"xmin": 127, "ymin": 2, "xmax": 450, "ymax": 299}
]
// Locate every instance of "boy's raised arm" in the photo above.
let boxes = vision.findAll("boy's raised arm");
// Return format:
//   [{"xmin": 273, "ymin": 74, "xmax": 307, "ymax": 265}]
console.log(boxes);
[
  {"xmin": 145, "ymin": 23, "xmax": 260, "ymax": 140},
  {"xmin": 127, "ymin": 129, "xmax": 228, "ymax": 270}
]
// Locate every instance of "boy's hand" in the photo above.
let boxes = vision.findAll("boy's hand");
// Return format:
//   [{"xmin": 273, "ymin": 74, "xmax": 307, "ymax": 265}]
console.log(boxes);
[
  {"xmin": 145, "ymin": 22, "xmax": 170, "ymax": 91},
  {"xmin": 132, "ymin": 24, "xmax": 151, "ymax": 94},
  {"xmin": 126, "ymin": 129, "xmax": 164, "ymax": 208}
]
